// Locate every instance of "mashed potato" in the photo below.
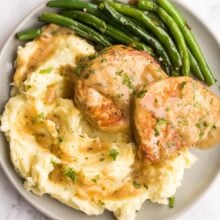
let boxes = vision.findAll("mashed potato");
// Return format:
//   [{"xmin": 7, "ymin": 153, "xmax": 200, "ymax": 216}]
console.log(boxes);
[{"xmin": 0, "ymin": 24, "xmax": 196, "ymax": 220}]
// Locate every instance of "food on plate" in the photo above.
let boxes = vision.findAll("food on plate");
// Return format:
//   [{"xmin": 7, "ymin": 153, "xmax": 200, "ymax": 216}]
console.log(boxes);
[
  {"xmin": 43, "ymin": 0, "xmax": 215, "ymax": 85},
  {"xmin": 74, "ymin": 45, "xmax": 167, "ymax": 131},
  {"xmin": 155, "ymin": 0, "xmax": 215, "ymax": 85},
  {"xmin": 134, "ymin": 77, "xmax": 220, "ymax": 162},
  {"xmin": 61, "ymin": 9, "xmax": 172, "ymax": 75},
  {"xmin": 1, "ymin": 24, "xmax": 197, "ymax": 220},
  {"xmin": 97, "ymin": 2, "xmax": 174, "ymax": 75},
  {"xmin": 137, "ymin": 0, "xmax": 190, "ymax": 76},
  {"xmin": 16, "ymin": 0, "xmax": 216, "ymax": 85},
  {"xmin": 16, "ymin": 28, "xmax": 42, "ymax": 41},
  {"xmin": 39, "ymin": 12, "xmax": 152, "ymax": 52},
  {"xmin": 1, "ymin": 0, "xmax": 220, "ymax": 220}
]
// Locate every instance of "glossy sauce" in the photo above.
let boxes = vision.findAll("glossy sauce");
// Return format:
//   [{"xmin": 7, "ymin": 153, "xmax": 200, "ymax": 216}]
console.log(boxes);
[{"xmin": 14, "ymin": 25, "xmax": 74, "ymax": 86}]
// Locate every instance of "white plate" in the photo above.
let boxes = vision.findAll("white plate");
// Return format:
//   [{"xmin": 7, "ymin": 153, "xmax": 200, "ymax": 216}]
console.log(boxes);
[{"xmin": 0, "ymin": 1, "xmax": 219, "ymax": 220}]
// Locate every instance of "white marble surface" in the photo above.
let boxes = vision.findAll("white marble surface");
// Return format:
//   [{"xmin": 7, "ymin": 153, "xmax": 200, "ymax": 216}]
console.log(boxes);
[{"xmin": 0, "ymin": 0, "xmax": 219, "ymax": 220}]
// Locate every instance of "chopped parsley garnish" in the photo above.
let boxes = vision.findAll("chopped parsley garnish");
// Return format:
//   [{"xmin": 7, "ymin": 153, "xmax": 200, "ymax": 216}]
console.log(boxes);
[
  {"xmin": 196, "ymin": 120, "xmax": 208, "ymax": 129},
  {"xmin": 168, "ymin": 196, "xmax": 175, "ymax": 208},
  {"xmin": 25, "ymin": 85, "xmax": 32, "ymax": 90},
  {"xmin": 51, "ymin": 159, "xmax": 58, "ymax": 166},
  {"xmin": 64, "ymin": 168, "xmax": 77, "ymax": 183},
  {"xmin": 116, "ymin": 93, "xmax": 124, "ymax": 98},
  {"xmin": 98, "ymin": 200, "xmax": 104, "ymax": 205},
  {"xmin": 88, "ymin": 69, "xmax": 95, "ymax": 74},
  {"xmin": 196, "ymin": 120, "xmax": 209, "ymax": 139},
  {"xmin": 57, "ymin": 136, "xmax": 64, "ymax": 143},
  {"xmin": 109, "ymin": 149, "xmax": 119, "ymax": 161},
  {"xmin": 154, "ymin": 127, "xmax": 160, "ymax": 137},
  {"xmin": 74, "ymin": 65, "xmax": 85, "ymax": 76},
  {"xmin": 100, "ymin": 58, "xmax": 107, "ymax": 63},
  {"xmin": 32, "ymin": 112, "xmax": 45, "ymax": 124},
  {"xmin": 136, "ymin": 90, "xmax": 147, "ymax": 98},
  {"xmin": 144, "ymin": 185, "xmax": 148, "ymax": 190},
  {"xmin": 165, "ymin": 107, "xmax": 170, "ymax": 112},
  {"xmin": 38, "ymin": 112, "xmax": 45, "ymax": 121},
  {"xmin": 116, "ymin": 70, "xmax": 134, "ymax": 89},
  {"xmin": 212, "ymin": 125, "xmax": 217, "ymax": 129},
  {"xmin": 218, "ymin": 86, "xmax": 220, "ymax": 91},
  {"xmin": 122, "ymin": 73, "xmax": 133, "ymax": 89},
  {"xmin": 116, "ymin": 70, "xmax": 123, "ymax": 76},
  {"xmin": 179, "ymin": 81, "xmax": 187, "ymax": 90},
  {"xmin": 133, "ymin": 181, "xmax": 141, "ymax": 189},
  {"xmin": 39, "ymin": 66, "xmax": 53, "ymax": 74},
  {"xmin": 91, "ymin": 175, "xmax": 99, "ymax": 183},
  {"xmin": 158, "ymin": 118, "xmax": 167, "ymax": 126},
  {"xmin": 199, "ymin": 131, "xmax": 205, "ymax": 139},
  {"xmin": 154, "ymin": 118, "xmax": 167, "ymax": 136}
]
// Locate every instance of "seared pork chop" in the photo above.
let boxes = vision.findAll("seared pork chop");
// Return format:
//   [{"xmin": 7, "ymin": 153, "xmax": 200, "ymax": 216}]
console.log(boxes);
[
  {"xmin": 74, "ymin": 45, "xmax": 167, "ymax": 132},
  {"xmin": 134, "ymin": 77, "xmax": 220, "ymax": 162}
]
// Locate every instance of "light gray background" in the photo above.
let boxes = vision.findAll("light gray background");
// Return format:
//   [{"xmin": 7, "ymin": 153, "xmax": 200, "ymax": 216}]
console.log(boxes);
[{"xmin": 0, "ymin": 0, "xmax": 219, "ymax": 220}]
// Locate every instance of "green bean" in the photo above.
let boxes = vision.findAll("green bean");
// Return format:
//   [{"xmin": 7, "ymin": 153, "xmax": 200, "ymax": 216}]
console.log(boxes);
[
  {"xmin": 144, "ymin": 11, "xmax": 168, "ymax": 30},
  {"xmin": 157, "ymin": 0, "xmax": 215, "ymax": 85},
  {"xmin": 100, "ymin": 2, "xmax": 172, "ymax": 74},
  {"xmin": 107, "ymin": 0, "xmax": 182, "ymax": 73},
  {"xmin": 188, "ymin": 50, "xmax": 205, "ymax": 81},
  {"xmin": 61, "ymin": 10, "xmax": 152, "ymax": 53},
  {"xmin": 137, "ymin": 0, "xmax": 190, "ymax": 76},
  {"xmin": 47, "ymin": 0, "xmax": 98, "ymax": 14},
  {"xmin": 39, "ymin": 13, "xmax": 111, "ymax": 47},
  {"xmin": 62, "ymin": 10, "xmax": 107, "ymax": 33},
  {"xmin": 99, "ymin": 0, "xmax": 168, "ymax": 30},
  {"xmin": 47, "ymin": 0, "xmax": 110, "ymax": 26},
  {"xmin": 16, "ymin": 28, "xmax": 41, "ymax": 41}
]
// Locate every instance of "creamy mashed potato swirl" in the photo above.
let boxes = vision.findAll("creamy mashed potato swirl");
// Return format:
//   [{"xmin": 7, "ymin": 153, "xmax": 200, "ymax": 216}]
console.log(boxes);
[{"xmin": 0, "ymin": 25, "xmax": 196, "ymax": 220}]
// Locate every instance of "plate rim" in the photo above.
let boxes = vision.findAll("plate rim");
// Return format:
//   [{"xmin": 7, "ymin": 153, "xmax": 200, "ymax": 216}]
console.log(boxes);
[{"xmin": 0, "ymin": 1, "xmax": 219, "ymax": 220}]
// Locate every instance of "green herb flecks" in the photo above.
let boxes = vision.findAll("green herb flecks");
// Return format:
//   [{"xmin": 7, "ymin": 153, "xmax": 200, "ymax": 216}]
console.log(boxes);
[
  {"xmin": 74, "ymin": 65, "xmax": 85, "ymax": 76},
  {"xmin": 51, "ymin": 159, "xmax": 58, "ymax": 166},
  {"xmin": 25, "ymin": 85, "xmax": 32, "ymax": 90},
  {"xmin": 57, "ymin": 136, "xmax": 64, "ymax": 143},
  {"xmin": 32, "ymin": 112, "xmax": 45, "ymax": 124},
  {"xmin": 116, "ymin": 70, "xmax": 134, "ymax": 90},
  {"xmin": 165, "ymin": 107, "xmax": 170, "ymax": 112},
  {"xmin": 144, "ymin": 185, "xmax": 148, "ymax": 190},
  {"xmin": 196, "ymin": 119, "xmax": 209, "ymax": 139},
  {"xmin": 168, "ymin": 196, "xmax": 175, "ymax": 208},
  {"xmin": 116, "ymin": 93, "xmax": 124, "ymax": 98},
  {"xmin": 154, "ymin": 118, "xmax": 167, "ymax": 136},
  {"xmin": 100, "ymin": 58, "xmax": 107, "ymax": 63},
  {"xmin": 91, "ymin": 175, "xmax": 99, "ymax": 183},
  {"xmin": 212, "ymin": 124, "xmax": 217, "ymax": 129},
  {"xmin": 133, "ymin": 181, "xmax": 141, "ymax": 189},
  {"xmin": 196, "ymin": 120, "xmax": 208, "ymax": 129},
  {"xmin": 39, "ymin": 66, "xmax": 53, "ymax": 74},
  {"xmin": 64, "ymin": 168, "xmax": 77, "ymax": 183},
  {"xmin": 38, "ymin": 112, "xmax": 45, "ymax": 121},
  {"xmin": 179, "ymin": 81, "xmax": 187, "ymax": 90},
  {"xmin": 136, "ymin": 90, "xmax": 147, "ymax": 98},
  {"xmin": 109, "ymin": 149, "xmax": 119, "ymax": 161}
]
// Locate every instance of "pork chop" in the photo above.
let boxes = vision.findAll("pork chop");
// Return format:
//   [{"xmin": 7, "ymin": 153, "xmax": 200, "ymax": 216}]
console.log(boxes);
[
  {"xmin": 74, "ymin": 45, "xmax": 168, "ymax": 132},
  {"xmin": 134, "ymin": 77, "xmax": 220, "ymax": 162}
]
